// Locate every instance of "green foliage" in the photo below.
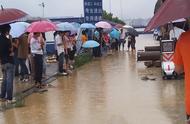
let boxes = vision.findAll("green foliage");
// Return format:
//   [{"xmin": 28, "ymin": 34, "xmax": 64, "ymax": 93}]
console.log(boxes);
[
  {"xmin": 74, "ymin": 52, "xmax": 92, "ymax": 68},
  {"xmin": 14, "ymin": 93, "xmax": 25, "ymax": 108},
  {"xmin": 102, "ymin": 10, "xmax": 126, "ymax": 25},
  {"xmin": 15, "ymin": 99, "xmax": 25, "ymax": 108}
]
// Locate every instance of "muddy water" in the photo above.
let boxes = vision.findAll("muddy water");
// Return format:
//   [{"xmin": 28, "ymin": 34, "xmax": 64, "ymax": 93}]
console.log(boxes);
[{"xmin": 0, "ymin": 34, "xmax": 186, "ymax": 124}]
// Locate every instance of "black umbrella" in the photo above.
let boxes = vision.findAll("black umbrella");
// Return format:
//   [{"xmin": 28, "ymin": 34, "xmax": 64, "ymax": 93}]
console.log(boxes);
[{"xmin": 126, "ymin": 28, "xmax": 139, "ymax": 37}]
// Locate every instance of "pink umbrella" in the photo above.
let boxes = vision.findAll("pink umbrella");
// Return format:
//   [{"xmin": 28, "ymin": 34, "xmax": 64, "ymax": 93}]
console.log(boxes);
[
  {"xmin": 27, "ymin": 20, "xmax": 56, "ymax": 33},
  {"xmin": 145, "ymin": 0, "xmax": 190, "ymax": 32},
  {"xmin": 115, "ymin": 24, "xmax": 124, "ymax": 29},
  {"xmin": 95, "ymin": 21, "xmax": 112, "ymax": 29},
  {"xmin": 0, "ymin": 6, "xmax": 28, "ymax": 25}
]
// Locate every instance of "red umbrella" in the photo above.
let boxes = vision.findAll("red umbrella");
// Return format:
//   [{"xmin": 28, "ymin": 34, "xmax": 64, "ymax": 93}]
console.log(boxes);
[
  {"xmin": 27, "ymin": 20, "xmax": 57, "ymax": 33},
  {"xmin": 0, "ymin": 6, "xmax": 28, "ymax": 25},
  {"xmin": 145, "ymin": 0, "xmax": 190, "ymax": 32}
]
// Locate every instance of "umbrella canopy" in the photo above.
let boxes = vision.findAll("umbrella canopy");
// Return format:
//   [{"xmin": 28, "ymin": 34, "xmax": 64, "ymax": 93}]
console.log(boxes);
[
  {"xmin": 154, "ymin": 0, "xmax": 165, "ymax": 14},
  {"xmin": 103, "ymin": 28, "xmax": 113, "ymax": 33},
  {"xmin": 56, "ymin": 22, "xmax": 75, "ymax": 32},
  {"xmin": 145, "ymin": 0, "xmax": 190, "ymax": 32},
  {"xmin": 27, "ymin": 20, "xmax": 56, "ymax": 33},
  {"xmin": 123, "ymin": 25, "xmax": 133, "ymax": 29},
  {"xmin": 82, "ymin": 40, "xmax": 100, "ymax": 48},
  {"xmin": 71, "ymin": 22, "xmax": 81, "ymax": 29},
  {"xmin": 115, "ymin": 24, "xmax": 124, "ymax": 29},
  {"xmin": 80, "ymin": 23, "xmax": 96, "ymax": 29},
  {"xmin": 126, "ymin": 28, "xmax": 139, "ymax": 37},
  {"xmin": 123, "ymin": 25, "xmax": 139, "ymax": 36},
  {"xmin": 173, "ymin": 21, "xmax": 189, "ymax": 31},
  {"xmin": 10, "ymin": 22, "xmax": 30, "ymax": 38},
  {"xmin": 110, "ymin": 28, "xmax": 121, "ymax": 40},
  {"xmin": 95, "ymin": 21, "xmax": 112, "ymax": 29},
  {"xmin": 0, "ymin": 6, "xmax": 28, "ymax": 25}
]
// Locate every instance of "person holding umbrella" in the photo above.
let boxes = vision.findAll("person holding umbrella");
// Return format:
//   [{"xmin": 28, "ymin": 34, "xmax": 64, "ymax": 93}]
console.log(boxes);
[
  {"xmin": 10, "ymin": 22, "xmax": 30, "ymax": 81},
  {"xmin": 18, "ymin": 33, "xmax": 29, "ymax": 82},
  {"xmin": 55, "ymin": 31, "xmax": 68, "ymax": 76},
  {"xmin": 93, "ymin": 28, "xmax": 103, "ymax": 57},
  {"xmin": 69, "ymin": 33, "xmax": 77, "ymax": 69},
  {"xmin": 0, "ymin": 24, "xmax": 15, "ymax": 103},
  {"xmin": 131, "ymin": 35, "xmax": 136, "ymax": 52},
  {"xmin": 119, "ymin": 29, "xmax": 126, "ymax": 51},
  {"xmin": 127, "ymin": 34, "xmax": 136, "ymax": 52},
  {"xmin": 81, "ymin": 30, "xmax": 88, "ymax": 44},
  {"xmin": 63, "ymin": 31, "xmax": 72, "ymax": 73},
  {"xmin": 30, "ymin": 32, "xmax": 44, "ymax": 88}
]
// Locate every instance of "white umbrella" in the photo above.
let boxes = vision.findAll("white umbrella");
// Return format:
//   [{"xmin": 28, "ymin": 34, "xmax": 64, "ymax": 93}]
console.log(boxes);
[{"xmin": 10, "ymin": 22, "xmax": 30, "ymax": 38}]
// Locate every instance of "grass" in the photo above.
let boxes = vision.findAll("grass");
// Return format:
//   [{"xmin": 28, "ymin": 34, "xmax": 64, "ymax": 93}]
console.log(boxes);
[
  {"xmin": 74, "ymin": 52, "xmax": 93, "ymax": 68},
  {"xmin": 13, "ymin": 93, "xmax": 26, "ymax": 108}
]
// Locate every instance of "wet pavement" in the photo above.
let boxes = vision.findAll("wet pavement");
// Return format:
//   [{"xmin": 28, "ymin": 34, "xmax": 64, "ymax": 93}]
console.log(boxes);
[
  {"xmin": 0, "ymin": 34, "xmax": 186, "ymax": 124},
  {"xmin": 0, "ymin": 63, "xmax": 57, "ymax": 99}
]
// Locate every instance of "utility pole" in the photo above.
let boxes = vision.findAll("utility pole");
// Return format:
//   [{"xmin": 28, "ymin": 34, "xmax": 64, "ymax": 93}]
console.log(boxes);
[
  {"xmin": 1, "ymin": 5, "xmax": 4, "ymax": 10},
  {"xmin": 109, "ymin": 0, "xmax": 112, "ymax": 13},
  {"xmin": 39, "ymin": 2, "xmax": 45, "ymax": 17},
  {"xmin": 120, "ymin": 0, "xmax": 123, "ymax": 19}
]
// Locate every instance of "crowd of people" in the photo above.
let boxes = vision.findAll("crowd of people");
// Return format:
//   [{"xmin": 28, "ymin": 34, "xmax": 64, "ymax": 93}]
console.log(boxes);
[
  {"xmin": 0, "ymin": 23, "xmax": 137, "ymax": 103},
  {"xmin": 54, "ymin": 31, "xmax": 77, "ymax": 76},
  {"xmin": 80, "ymin": 28, "xmax": 137, "ymax": 57}
]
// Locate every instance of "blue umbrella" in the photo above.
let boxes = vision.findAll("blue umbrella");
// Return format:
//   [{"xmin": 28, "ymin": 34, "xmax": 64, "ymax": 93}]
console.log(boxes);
[
  {"xmin": 10, "ymin": 22, "xmax": 30, "ymax": 38},
  {"xmin": 80, "ymin": 23, "xmax": 96, "ymax": 29},
  {"xmin": 82, "ymin": 40, "xmax": 100, "ymax": 48},
  {"xmin": 56, "ymin": 22, "xmax": 75, "ymax": 32},
  {"xmin": 70, "ymin": 22, "xmax": 80, "ymax": 35},
  {"xmin": 110, "ymin": 28, "xmax": 121, "ymax": 40},
  {"xmin": 71, "ymin": 22, "xmax": 80, "ymax": 29}
]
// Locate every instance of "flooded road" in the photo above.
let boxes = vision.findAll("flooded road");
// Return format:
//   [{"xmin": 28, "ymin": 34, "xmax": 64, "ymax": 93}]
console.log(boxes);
[{"xmin": 0, "ymin": 34, "xmax": 186, "ymax": 124}]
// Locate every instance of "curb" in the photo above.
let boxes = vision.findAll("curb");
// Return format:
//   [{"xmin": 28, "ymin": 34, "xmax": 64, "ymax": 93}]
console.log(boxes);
[{"xmin": 0, "ymin": 73, "xmax": 57, "ymax": 112}]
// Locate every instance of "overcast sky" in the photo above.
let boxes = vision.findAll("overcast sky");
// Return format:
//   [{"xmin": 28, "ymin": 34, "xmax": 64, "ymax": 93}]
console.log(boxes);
[{"xmin": 0, "ymin": 0, "xmax": 157, "ymax": 19}]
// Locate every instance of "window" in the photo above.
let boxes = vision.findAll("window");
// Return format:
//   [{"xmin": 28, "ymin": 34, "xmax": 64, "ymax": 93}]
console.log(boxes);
[
  {"xmin": 84, "ymin": 2, "xmax": 88, "ymax": 6},
  {"xmin": 94, "ymin": 8, "xmax": 98, "ymax": 13},
  {"xmin": 90, "ymin": 9, "xmax": 93, "ymax": 14},
  {"xmin": 88, "ymin": 2, "xmax": 91, "ymax": 6},
  {"xmin": 99, "ymin": 16, "xmax": 102, "ymax": 20},
  {"xmin": 98, "ymin": 8, "xmax": 102, "ymax": 13},
  {"xmin": 94, "ymin": 16, "xmax": 98, "ymax": 21},
  {"xmin": 86, "ymin": 16, "xmax": 89, "ymax": 21},
  {"xmin": 85, "ymin": 8, "xmax": 89, "ymax": 13},
  {"xmin": 90, "ymin": 16, "xmax": 94, "ymax": 21}
]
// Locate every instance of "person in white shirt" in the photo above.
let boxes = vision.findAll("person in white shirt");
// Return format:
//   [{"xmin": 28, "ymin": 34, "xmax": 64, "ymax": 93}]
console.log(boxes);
[
  {"xmin": 30, "ymin": 32, "xmax": 44, "ymax": 88},
  {"xmin": 119, "ymin": 29, "xmax": 126, "ymax": 51},
  {"xmin": 55, "ymin": 31, "xmax": 67, "ymax": 75}
]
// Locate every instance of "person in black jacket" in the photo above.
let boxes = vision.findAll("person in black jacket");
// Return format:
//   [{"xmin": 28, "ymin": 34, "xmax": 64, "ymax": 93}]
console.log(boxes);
[{"xmin": 0, "ymin": 24, "xmax": 15, "ymax": 103}]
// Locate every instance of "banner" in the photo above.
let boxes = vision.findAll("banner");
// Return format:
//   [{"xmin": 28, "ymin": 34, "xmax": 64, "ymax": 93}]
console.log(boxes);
[{"xmin": 84, "ymin": 0, "xmax": 103, "ymax": 24}]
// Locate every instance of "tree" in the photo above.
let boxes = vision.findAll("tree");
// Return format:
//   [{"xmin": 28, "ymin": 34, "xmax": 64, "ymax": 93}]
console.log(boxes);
[{"xmin": 102, "ymin": 10, "xmax": 125, "ymax": 25}]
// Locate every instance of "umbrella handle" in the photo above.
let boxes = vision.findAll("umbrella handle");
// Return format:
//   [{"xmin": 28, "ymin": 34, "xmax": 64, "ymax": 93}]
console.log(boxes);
[{"xmin": 1, "ymin": 5, "xmax": 3, "ymax": 10}]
